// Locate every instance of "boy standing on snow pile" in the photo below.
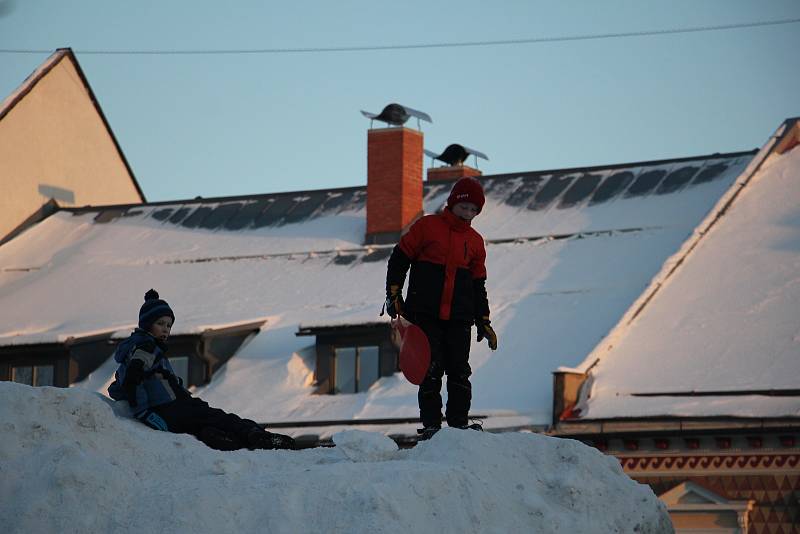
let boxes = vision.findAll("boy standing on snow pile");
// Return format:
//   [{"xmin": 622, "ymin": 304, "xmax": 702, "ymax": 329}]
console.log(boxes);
[
  {"xmin": 385, "ymin": 177, "xmax": 498, "ymax": 440},
  {"xmin": 108, "ymin": 289, "xmax": 296, "ymax": 451}
]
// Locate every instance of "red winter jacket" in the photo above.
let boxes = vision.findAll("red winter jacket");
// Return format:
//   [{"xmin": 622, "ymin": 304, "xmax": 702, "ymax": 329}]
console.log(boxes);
[{"xmin": 387, "ymin": 208, "xmax": 489, "ymax": 322}]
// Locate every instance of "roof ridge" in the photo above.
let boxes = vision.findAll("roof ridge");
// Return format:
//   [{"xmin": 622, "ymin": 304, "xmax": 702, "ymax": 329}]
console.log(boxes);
[
  {"xmin": 56, "ymin": 150, "xmax": 757, "ymax": 213},
  {"xmin": 476, "ymin": 149, "xmax": 758, "ymax": 183}
]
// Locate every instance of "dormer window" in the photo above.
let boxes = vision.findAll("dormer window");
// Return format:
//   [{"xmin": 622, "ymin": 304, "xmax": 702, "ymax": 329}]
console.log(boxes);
[
  {"xmin": 334, "ymin": 345, "xmax": 380, "ymax": 393},
  {"xmin": 296, "ymin": 322, "xmax": 397, "ymax": 394},
  {"xmin": 0, "ymin": 320, "xmax": 264, "ymax": 389},
  {"xmin": 11, "ymin": 364, "xmax": 54, "ymax": 386}
]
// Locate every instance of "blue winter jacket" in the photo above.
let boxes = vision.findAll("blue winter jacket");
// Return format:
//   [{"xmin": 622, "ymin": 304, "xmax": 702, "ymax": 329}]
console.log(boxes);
[{"xmin": 108, "ymin": 329, "xmax": 188, "ymax": 417}]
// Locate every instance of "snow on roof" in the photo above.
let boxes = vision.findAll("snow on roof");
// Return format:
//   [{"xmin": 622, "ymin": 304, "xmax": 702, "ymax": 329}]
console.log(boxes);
[
  {"xmin": 0, "ymin": 152, "xmax": 752, "ymax": 426},
  {"xmin": 574, "ymin": 123, "xmax": 800, "ymax": 420}
]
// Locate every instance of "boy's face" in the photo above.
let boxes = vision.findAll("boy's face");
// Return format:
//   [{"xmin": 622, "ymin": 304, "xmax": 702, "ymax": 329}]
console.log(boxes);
[
  {"xmin": 452, "ymin": 202, "xmax": 479, "ymax": 221},
  {"xmin": 148, "ymin": 316, "xmax": 173, "ymax": 342}
]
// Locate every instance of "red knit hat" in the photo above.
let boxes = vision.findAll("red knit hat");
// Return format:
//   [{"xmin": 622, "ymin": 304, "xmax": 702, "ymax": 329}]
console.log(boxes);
[{"xmin": 447, "ymin": 177, "xmax": 485, "ymax": 213}]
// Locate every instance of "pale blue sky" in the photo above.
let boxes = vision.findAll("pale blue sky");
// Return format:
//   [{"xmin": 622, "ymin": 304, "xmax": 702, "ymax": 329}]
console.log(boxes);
[{"xmin": 1, "ymin": 1, "xmax": 798, "ymax": 202}]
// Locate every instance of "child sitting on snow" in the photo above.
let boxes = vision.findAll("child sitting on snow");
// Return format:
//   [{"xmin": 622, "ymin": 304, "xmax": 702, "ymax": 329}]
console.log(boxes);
[{"xmin": 108, "ymin": 289, "xmax": 296, "ymax": 451}]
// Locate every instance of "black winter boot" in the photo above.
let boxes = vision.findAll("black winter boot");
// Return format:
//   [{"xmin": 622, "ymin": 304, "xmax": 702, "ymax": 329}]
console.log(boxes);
[
  {"xmin": 454, "ymin": 421, "xmax": 483, "ymax": 431},
  {"xmin": 199, "ymin": 427, "xmax": 244, "ymax": 451},
  {"xmin": 247, "ymin": 429, "xmax": 297, "ymax": 450},
  {"xmin": 416, "ymin": 426, "xmax": 441, "ymax": 441}
]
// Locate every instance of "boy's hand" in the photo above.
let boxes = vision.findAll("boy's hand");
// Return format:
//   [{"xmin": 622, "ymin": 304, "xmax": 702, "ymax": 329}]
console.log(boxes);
[
  {"xmin": 385, "ymin": 285, "xmax": 404, "ymax": 318},
  {"xmin": 475, "ymin": 317, "xmax": 498, "ymax": 350},
  {"xmin": 123, "ymin": 359, "xmax": 145, "ymax": 407},
  {"xmin": 140, "ymin": 410, "xmax": 169, "ymax": 431}
]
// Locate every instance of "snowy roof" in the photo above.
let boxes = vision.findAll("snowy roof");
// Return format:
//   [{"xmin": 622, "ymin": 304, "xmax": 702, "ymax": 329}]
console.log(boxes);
[
  {"xmin": 572, "ymin": 120, "xmax": 800, "ymax": 421},
  {"xmin": 0, "ymin": 150, "xmax": 754, "ymax": 427}
]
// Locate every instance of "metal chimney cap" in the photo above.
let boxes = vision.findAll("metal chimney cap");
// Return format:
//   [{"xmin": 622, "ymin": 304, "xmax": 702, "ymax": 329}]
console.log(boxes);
[
  {"xmin": 360, "ymin": 103, "xmax": 432, "ymax": 127},
  {"xmin": 425, "ymin": 144, "xmax": 489, "ymax": 166}
]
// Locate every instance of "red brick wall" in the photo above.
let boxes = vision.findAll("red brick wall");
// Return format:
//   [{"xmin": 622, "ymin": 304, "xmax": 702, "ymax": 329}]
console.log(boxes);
[
  {"xmin": 427, "ymin": 165, "xmax": 482, "ymax": 182},
  {"xmin": 366, "ymin": 128, "xmax": 423, "ymax": 236}
]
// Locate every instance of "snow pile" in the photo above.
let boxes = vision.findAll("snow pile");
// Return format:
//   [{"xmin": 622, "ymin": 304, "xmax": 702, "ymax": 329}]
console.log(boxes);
[{"xmin": 0, "ymin": 382, "xmax": 672, "ymax": 533}]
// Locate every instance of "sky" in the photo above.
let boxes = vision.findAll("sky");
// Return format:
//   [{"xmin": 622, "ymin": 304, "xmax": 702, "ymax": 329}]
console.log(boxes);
[{"xmin": 0, "ymin": 0, "xmax": 798, "ymax": 202}]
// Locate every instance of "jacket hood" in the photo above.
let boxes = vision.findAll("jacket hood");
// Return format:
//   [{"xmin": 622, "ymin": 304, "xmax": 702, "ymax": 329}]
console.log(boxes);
[{"xmin": 114, "ymin": 329, "xmax": 158, "ymax": 363}]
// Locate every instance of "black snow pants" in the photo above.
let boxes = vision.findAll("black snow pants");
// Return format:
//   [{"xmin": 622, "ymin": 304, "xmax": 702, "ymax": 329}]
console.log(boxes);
[
  {"xmin": 150, "ymin": 397, "xmax": 260, "ymax": 448},
  {"xmin": 408, "ymin": 313, "xmax": 473, "ymax": 428}
]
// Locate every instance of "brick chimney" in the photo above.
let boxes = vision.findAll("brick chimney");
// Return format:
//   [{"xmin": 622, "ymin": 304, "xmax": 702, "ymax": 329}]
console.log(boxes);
[
  {"xmin": 365, "ymin": 127, "xmax": 423, "ymax": 244},
  {"xmin": 427, "ymin": 165, "xmax": 482, "ymax": 182}
]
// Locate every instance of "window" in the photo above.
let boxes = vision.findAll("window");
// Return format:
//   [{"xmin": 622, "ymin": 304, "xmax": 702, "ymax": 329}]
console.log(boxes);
[
  {"xmin": 169, "ymin": 356, "xmax": 189, "ymax": 386},
  {"xmin": 334, "ymin": 346, "xmax": 380, "ymax": 394},
  {"xmin": 11, "ymin": 365, "xmax": 54, "ymax": 386}
]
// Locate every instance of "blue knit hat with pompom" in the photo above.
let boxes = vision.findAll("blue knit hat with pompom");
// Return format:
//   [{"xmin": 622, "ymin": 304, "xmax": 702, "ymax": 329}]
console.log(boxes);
[{"xmin": 138, "ymin": 289, "xmax": 175, "ymax": 330}]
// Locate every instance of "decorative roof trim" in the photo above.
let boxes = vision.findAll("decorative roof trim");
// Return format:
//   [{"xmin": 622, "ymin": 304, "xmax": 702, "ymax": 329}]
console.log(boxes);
[{"xmin": 553, "ymin": 416, "xmax": 800, "ymax": 436}]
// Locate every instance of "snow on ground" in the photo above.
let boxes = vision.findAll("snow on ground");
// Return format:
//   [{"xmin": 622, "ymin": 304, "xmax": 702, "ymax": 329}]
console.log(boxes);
[{"xmin": 0, "ymin": 382, "xmax": 672, "ymax": 534}]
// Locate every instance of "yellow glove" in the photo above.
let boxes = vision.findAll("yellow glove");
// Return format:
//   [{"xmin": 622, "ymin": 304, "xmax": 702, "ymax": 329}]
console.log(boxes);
[
  {"xmin": 476, "ymin": 316, "xmax": 498, "ymax": 350},
  {"xmin": 385, "ymin": 285, "xmax": 404, "ymax": 318}
]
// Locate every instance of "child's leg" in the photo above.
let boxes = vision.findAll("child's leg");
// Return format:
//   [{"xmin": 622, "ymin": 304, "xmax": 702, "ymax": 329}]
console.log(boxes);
[
  {"xmin": 153, "ymin": 398, "xmax": 257, "ymax": 444},
  {"xmin": 411, "ymin": 313, "xmax": 446, "ymax": 429},
  {"xmin": 442, "ymin": 320, "xmax": 473, "ymax": 428},
  {"xmin": 154, "ymin": 397, "xmax": 295, "ymax": 450}
]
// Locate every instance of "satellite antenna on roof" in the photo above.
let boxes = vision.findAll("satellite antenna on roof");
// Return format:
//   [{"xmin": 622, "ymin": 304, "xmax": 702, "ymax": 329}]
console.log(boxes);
[
  {"xmin": 424, "ymin": 144, "xmax": 489, "ymax": 169},
  {"xmin": 360, "ymin": 103, "xmax": 432, "ymax": 130}
]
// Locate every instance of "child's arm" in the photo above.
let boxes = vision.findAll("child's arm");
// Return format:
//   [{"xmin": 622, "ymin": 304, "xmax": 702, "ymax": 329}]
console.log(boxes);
[
  {"xmin": 385, "ymin": 246, "xmax": 411, "ymax": 318},
  {"xmin": 384, "ymin": 218, "xmax": 426, "ymax": 318},
  {"xmin": 122, "ymin": 341, "xmax": 158, "ymax": 410},
  {"xmin": 471, "ymin": 241, "xmax": 497, "ymax": 350},
  {"xmin": 473, "ymin": 278, "xmax": 497, "ymax": 350}
]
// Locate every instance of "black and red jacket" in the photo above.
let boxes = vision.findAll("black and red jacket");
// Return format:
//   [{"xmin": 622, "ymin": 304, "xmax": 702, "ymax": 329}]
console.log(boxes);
[{"xmin": 386, "ymin": 208, "xmax": 490, "ymax": 322}]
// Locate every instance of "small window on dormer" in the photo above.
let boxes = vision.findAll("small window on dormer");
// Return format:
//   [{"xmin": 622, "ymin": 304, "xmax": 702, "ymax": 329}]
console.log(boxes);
[
  {"xmin": 11, "ymin": 364, "xmax": 54, "ymax": 386},
  {"xmin": 334, "ymin": 345, "xmax": 380, "ymax": 393}
]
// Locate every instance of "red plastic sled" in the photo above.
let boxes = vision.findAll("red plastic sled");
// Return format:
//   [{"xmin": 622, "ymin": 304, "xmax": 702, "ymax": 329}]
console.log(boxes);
[{"xmin": 392, "ymin": 316, "xmax": 431, "ymax": 385}]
